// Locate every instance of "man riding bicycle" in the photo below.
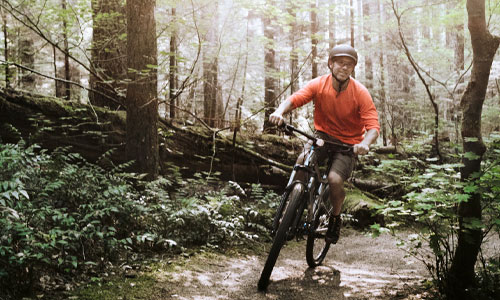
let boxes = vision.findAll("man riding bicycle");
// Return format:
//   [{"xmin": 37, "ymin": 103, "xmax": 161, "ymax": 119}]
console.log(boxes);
[{"xmin": 268, "ymin": 44, "xmax": 380, "ymax": 244}]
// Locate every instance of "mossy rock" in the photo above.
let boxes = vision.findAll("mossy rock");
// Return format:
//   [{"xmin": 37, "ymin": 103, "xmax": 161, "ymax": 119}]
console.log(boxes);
[{"xmin": 343, "ymin": 187, "xmax": 384, "ymax": 229}]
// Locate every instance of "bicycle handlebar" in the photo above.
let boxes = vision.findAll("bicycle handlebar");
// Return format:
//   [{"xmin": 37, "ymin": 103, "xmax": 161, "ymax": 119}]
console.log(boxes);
[{"xmin": 278, "ymin": 123, "xmax": 353, "ymax": 152}]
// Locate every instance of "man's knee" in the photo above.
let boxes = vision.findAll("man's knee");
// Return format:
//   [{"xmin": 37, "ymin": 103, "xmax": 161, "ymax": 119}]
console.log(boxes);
[{"xmin": 328, "ymin": 171, "xmax": 344, "ymax": 187}]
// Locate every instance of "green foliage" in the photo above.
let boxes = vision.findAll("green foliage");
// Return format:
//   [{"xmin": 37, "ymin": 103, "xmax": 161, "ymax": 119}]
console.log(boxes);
[
  {"xmin": 371, "ymin": 136, "xmax": 500, "ymax": 297},
  {"xmin": 0, "ymin": 141, "xmax": 146, "ymax": 297},
  {"xmin": 472, "ymin": 256, "xmax": 500, "ymax": 300},
  {"xmin": 0, "ymin": 140, "xmax": 278, "ymax": 298},
  {"xmin": 141, "ymin": 177, "xmax": 277, "ymax": 248}
]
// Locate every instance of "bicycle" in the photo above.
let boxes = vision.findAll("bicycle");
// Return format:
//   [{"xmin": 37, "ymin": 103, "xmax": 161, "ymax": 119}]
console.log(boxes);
[{"xmin": 257, "ymin": 123, "xmax": 354, "ymax": 291}]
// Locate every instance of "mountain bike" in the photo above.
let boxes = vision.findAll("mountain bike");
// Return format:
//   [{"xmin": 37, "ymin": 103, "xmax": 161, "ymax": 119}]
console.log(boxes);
[{"xmin": 257, "ymin": 123, "xmax": 353, "ymax": 291}]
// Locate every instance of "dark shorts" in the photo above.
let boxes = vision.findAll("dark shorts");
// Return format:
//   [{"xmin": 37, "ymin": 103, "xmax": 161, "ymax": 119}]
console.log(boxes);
[{"xmin": 302, "ymin": 131, "xmax": 356, "ymax": 181}]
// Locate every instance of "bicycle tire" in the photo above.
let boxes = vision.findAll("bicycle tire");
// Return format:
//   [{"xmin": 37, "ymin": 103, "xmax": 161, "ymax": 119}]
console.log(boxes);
[
  {"xmin": 271, "ymin": 188, "xmax": 291, "ymax": 233},
  {"xmin": 306, "ymin": 185, "xmax": 332, "ymax": 268},
  {"xmin": 258, "ymin": 183, "xmax": 304, "ymax": 291}
]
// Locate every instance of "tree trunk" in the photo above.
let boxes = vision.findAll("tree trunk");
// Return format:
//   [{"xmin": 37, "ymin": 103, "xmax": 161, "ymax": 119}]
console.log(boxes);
[
  {"xmin": 202, "ymin": 1, "xmax": 219, "ymax": 128},
  {"xmin": 287, "ymin": 2, "xmax": 298, "ymax": 125},
  {"xmin": 311, "ymin": 0, "xmax": 318, "ymax": 79},
  {"xmin": 52, "ymin": 45, "xmax": 63, "ymax": 98},
  {"xmin": 349, "ymin": 0, "xmax": 354, "ymax": 47},
  {"xmin": 377, "ymin": 0, "xmax": 387, "ymax": 146},
  {"xmin": 329, "ymin": 0, "xmax": 336, "ymax": 49},
  {"xmin": 203, "ymin": 57, "xmax": 218, "ymax": 127},
  {"xmin": 61, "ymin": 0, "xmax": 71, "ymax": 100},
  {"xmin": 447, "ymin": 0, "xmax": 500, "ymax": 299},
  {"xmin": 448, "ymin": 1, "xmax": 500, "ymax": 299},
  {"xmin": 455, "ymin": 23, "xmax": 465, "ymax": 73},
  {"xmin": 18, "ymin": 35, "xmax": 35, "ymax": 90},
  {"xmin": 169, "ymin": 7, "xmax": 177, "ymax": 119},
  {"xmin": 262, "ymin": 3, "xmax": 277, "ymax": 134},
  {"xmin": 90, "ymin": 0, "xmax": 127, "ymax": 109},
  {"xmin": 362, "ymin": 0, "xmax": 373, "ymax": 89},
  {"xmin": 232, "ymin": 13, "xmax": 250, "ymax": 179},
  {"xmin": 2, "ymin": 8, "xmax": 10, "ymax": 87},
  {"xmin": 349, "ymin": 0, "xmax": 355, "ymax": 78},
  {"xmin": 125, "ymin": 0, "xmax": 159, "ymax": 180},
  {"xmin": 288, "ymin": 2, "xmax": 298, "ymax": 93}
]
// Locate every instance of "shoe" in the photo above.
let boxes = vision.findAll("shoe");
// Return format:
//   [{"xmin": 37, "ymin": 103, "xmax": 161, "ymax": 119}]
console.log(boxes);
[{"xmin": 325, "ymin": 215, "xmax": 341, "ymax": 244}]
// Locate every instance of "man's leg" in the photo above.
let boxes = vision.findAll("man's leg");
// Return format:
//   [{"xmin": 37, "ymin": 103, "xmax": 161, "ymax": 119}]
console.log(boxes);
[
  {"xmin": 328, "ymin": 171, "xmax": 345, "ymax": 216},
  {"xmin": 325, "ymin": 171, "xmax": 345, "ymax": 244},
  {"xmin": 324, "ymin": 152, "xmax": 354, "ymax": 244}
]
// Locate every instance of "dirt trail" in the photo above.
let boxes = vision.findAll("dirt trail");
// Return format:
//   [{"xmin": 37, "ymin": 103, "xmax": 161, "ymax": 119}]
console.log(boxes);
[{"xmin": 154, "ymin": 228, "xmax": 428, "ymax": 300}]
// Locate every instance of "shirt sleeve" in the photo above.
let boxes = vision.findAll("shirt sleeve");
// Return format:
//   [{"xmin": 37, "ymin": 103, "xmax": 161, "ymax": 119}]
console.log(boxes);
[{"xmin": 289, "ymin": 77, "xmax": 320, "ymax": 108}]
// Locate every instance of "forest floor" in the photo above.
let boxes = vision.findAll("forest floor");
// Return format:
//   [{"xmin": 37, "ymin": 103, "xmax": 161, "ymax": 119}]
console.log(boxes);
[
  {"xmin": 76, "ymin": 228, "xmax": 435, "ymax": 300},
  {"xmin": 158, "ymin": 228, "xmax": 429, "ymax": 300},
  {"xmin": 69, "ymin": 227, "xmax": 500, "ymax": 300}
]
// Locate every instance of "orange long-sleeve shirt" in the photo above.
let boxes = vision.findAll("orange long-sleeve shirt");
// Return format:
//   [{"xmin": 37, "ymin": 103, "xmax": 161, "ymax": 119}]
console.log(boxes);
[{"xmin": 289, "ymin": 74, "xmax": 380, "ymax": 145}]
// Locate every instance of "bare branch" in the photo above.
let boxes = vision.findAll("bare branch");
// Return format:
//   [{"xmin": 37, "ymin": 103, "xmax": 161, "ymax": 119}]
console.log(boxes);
[
  {"xmin": 0, "ymin": 0, "xmax": 120, "ymax": 99},
  {"xmin": 2, "ymin": 60, "xmax": 122, "ymax": 107}
]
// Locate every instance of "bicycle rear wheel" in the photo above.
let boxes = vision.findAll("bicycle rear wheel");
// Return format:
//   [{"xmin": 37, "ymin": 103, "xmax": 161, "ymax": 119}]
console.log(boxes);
[
  {"xmin": 258, "ymin": 183, "xmax": 304, "ymax": 291},
  {"xmin": 306, "ymin": 185, "xmax": 332, "ymax": 268}
]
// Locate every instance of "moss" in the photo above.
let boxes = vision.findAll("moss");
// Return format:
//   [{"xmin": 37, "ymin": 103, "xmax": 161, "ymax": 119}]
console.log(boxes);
[
  {"xmin": 343, "ymin": 187, "xmax": 383, "ymax": 216},
  {"xmin": 71, "ymin": 273, "xmax": 160, "ymax": 300}
]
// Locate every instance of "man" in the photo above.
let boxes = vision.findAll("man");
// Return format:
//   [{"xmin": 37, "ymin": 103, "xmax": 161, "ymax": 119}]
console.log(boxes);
[{"xmin": 268, "ymin": 44, "xmax": 380, "ymax": 244}]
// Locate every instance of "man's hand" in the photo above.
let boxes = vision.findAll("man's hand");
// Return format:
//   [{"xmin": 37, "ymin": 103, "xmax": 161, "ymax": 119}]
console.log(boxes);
[
  {"xmin": 268, "ymin": 98, "xmax": 294, "ymax": 126},
  {"xmin": 353, "ymin": 143, "xmax": 370, "ymax": 155},
  {"xmin": 269, "ymin": 111, "xmax": 285, "ymax": 126},
  {"xmin": 354, "ymin": 129, "xmax": 378, "ymax": 155}
]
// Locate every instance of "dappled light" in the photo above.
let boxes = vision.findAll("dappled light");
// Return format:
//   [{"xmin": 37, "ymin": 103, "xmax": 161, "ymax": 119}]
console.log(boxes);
[
  {"xmin": 159, "ymin": 229, "xmax": 427, "ymax": 300},
  {"xmin": 1, "ymin": 0, "xmax": 500, "ymax": 299}
]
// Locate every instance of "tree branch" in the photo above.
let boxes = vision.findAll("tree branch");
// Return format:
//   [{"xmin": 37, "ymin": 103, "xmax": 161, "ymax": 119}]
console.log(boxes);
[{"xmin": 1, "ymin": 60, "xmax": 122, "ymax": 107}]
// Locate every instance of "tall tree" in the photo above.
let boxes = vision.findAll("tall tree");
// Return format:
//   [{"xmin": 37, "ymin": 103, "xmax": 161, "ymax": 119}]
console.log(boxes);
[
  {"xmin": 349, "ymin": 0, "xmax": 354, "ymax": 47},
  {"xmin": 262, "ymin": 1, "xmax": 277, "ymax": 134},
  {"xmin": 202, "ymin": 0, "xmax": 219, "ymax": 128},
  {"xmin": 169, "ymin": 7, "xmax": 177, "ymax": 119},
  {"xmin": 288, "ymin": 2, "xmax": 298, "ymax": 94},
  {"xmin": 328, "ymin": 0, "xmax": 336, "ymax": 49},
  {"xmin": 311, "ymin": 0, "xmax": 318, "ymax": 79},
  {"xmin": 349, "ymin": 0, "xmax": 355, "ymax": 78},
  {"xmin": 125, "ymin": 0, "xmax": 159, "ymax": 180},
  {"xmin": 1, "ymin": 7, "xmax": 10, "ymax": 87},
  {"xmin": 362, "ymin": 0, "xmax": 373, "ymax": 89},
  {"xmin": 18, "ymin": 34, "xmax": 35, "ymax": 89},
  {"xmin": 90, "ymin": 0, "xmax": 127, "ymax": 109},
  {"xmin": 448, "ymin": 0, "xmax": 500, "ymax": 298},
  {"xmin": 377, "ymin": 0, "xmax": 388, "ymax": 146},
  {"xmin": 61, "ymin": 0, "xmax": 71, "ymax": 100}
]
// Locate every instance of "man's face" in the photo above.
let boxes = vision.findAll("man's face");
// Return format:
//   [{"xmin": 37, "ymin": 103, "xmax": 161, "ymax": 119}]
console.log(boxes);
[{"xmin": 328, "ymin": 56, "xmax": 356, "ymax": 82}]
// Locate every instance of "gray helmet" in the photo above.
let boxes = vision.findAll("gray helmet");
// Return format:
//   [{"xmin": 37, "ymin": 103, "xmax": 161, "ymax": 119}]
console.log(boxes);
[{"xmin": 329, "ymin": 44, "xmax": 358, "ymax": 65}]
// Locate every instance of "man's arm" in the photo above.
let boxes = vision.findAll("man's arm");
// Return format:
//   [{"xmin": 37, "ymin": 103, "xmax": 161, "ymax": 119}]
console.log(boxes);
[
  {"xmin": 268, "ymin": 98, "xmax": 295, "ymax": 125},
  {"xmin": 353, "ymin": 128, "xmax": 379, "ymax": 155}
]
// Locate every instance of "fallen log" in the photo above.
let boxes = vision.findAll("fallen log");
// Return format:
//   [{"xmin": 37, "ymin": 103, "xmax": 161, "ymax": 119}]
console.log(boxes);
[
  {"xmin": 0, "ymin": 88, "xmax": 296, "ymax": 185},
  {"xmin": 373, "ymin": 146, "xmax": 398, "ymax": 154},
  {"xmin": 351, "ymin": 178, "xmax": 400, "ymax": 197}
]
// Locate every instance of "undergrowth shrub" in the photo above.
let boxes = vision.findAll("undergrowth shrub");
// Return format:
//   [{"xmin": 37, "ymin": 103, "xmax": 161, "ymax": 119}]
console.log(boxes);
[
  {"xmin": 0, "ymin": 140, "xmax": 278, "ymax": 298},
  {"xmin": 142, "ymin": 173, "xmax": 277, "ymax": 248},
  {"xmin": 371, "ymin": 134, "xmax": 500, "ymax": 299},
  {"xmin": 0, "ymin": 142, "xmax": 147, "ymax": 298}
]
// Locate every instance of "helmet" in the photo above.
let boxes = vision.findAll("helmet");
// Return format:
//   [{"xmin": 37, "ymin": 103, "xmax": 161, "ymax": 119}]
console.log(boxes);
[{"xmin": 329, "ymin": 44, "xmax": 358, "ymax": 65}]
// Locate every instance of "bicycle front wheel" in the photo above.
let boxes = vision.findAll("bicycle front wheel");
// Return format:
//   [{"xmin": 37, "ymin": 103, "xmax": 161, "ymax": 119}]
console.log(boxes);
[
  {"xmin": 306, "ymin": 185, "xmax": 332, "ymax": 268},
  {"xmin": 258, "ymin": 183, "xmax": 304, "ymax": 291}
]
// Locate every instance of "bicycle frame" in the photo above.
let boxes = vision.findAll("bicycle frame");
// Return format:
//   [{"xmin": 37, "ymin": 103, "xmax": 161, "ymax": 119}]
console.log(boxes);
[
  {"xmin": 259, "ymin": 123, "xmax": 354, "ymax": 290},
  {"xmin": 277, "ymin": 127, "xmax": 338, "ymax": 239}
]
